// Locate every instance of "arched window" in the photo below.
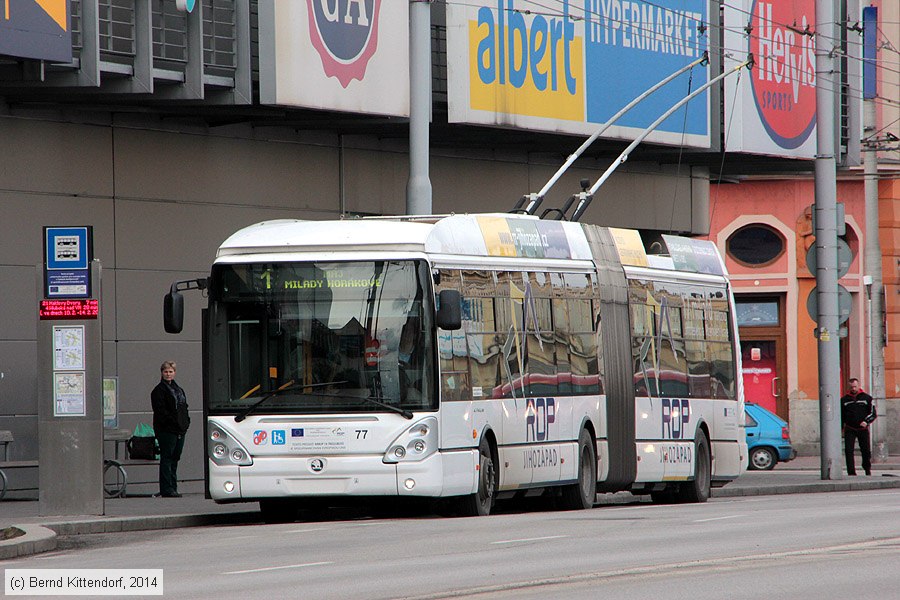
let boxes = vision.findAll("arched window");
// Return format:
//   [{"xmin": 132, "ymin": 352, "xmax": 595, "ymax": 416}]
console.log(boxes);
[{"xmin": 727, "ymin": 225, "xmax": 785, "ymax": 267}]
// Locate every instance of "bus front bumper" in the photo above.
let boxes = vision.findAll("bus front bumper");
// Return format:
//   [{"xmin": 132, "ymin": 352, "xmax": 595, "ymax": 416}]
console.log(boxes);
[{"xmin": 209, "ymin": 449, "xmax": 478, "ymax": 501}]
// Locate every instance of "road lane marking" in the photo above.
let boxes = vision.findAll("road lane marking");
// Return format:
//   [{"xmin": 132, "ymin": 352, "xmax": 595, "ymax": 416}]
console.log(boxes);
[
  {"xmin": 285, "ymin": 527, "xmax": 328, "ymax": 533},
  {"xmin": 491, "ymin": 535, "xmax": 568, "ymax": 545},
  {"xmin": 223, "ymin": 561, "xmax": 333, "ymax": 575},
  {"xmin": 693, "ymin": 514, "xmax": 744, "ymax": 523},
  {"xmin": 402, "ymin": 537, "xmax": 900, "ymax": 600}
]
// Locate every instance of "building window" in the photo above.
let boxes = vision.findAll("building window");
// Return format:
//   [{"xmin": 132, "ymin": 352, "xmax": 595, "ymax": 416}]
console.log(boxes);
[
  {"xmin": 736, "ymin": 299, "xmax": 780, "ymax": 327},
  {"xmin": 727, "ymin": 225, "xmax": 785, "ymax": 267}
]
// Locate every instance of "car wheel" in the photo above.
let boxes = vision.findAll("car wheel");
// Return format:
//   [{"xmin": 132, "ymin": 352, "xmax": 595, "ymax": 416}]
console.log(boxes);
[{"xmin": 749, "ymin": 447, "xmax": 777, "ymax": 471}]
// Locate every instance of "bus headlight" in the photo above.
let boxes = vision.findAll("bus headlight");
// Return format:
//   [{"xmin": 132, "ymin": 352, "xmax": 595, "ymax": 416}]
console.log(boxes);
[
  {"xmin": 207, "ymin": 421, "xmax": 253, "ymax": 466},
  {"xmin": 383, "ymin": 417, "xmax": 438, "ymax": 464}
]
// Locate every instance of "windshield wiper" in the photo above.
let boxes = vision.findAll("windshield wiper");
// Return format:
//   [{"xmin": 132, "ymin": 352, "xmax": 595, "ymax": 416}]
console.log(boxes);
[
  {"xmin": 363, "ymin": 394, "xmax": 414, "ymax": 420},
  {"xmin": 234, "ymin": 380, "xmax": 347, "ymax": 422}
]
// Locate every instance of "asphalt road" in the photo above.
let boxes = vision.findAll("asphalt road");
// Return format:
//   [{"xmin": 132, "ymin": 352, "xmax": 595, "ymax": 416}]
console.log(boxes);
[{"xmin": 8, "ymin": 489, "xmax": 900, "ymax": 599}]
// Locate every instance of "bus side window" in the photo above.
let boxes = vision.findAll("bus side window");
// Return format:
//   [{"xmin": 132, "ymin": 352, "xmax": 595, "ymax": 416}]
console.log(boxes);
[
  {"xmin": 593, "ymin": 299, "xmax": 604, "ymax": 394},
  {"xmin": 460, "ymin": 271, "xmax": 497, "ymax": 399},
  {"xmin": 435, "ymin": 269, "xmax": 469, "ymax": 401},
  {"xmin": 686, "ymin": 340, "xmax": 711, "ymax": 398},
  {"xmin": 709, "ymin": 340, "xmax": 735, "ymax": 399},
  {"xmin": 523, "ymin": 272, "xmax": 556, "ymax": 396},
  {"xmin": 628, "ymin": 280, "xmax": 656, "ymax": 397},
  {"xmin": 552, "ymin": 295, "xmax": 572, "ymax": 396}
]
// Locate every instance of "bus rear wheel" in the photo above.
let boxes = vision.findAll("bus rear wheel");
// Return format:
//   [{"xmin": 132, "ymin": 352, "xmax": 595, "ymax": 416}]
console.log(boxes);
[
  {"xmin": 457, "ymin": 437, "xmax": 496, "ymax": 517},
  {"xmin": 678, "ymin": 430, "xmax": 711, "ymax": 503},
  {"xmin": 558, "ymin": 429, "xmax": 596, "ymax": 510}
]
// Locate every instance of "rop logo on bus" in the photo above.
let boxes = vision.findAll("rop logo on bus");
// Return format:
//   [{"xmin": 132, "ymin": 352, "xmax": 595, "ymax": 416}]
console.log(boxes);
[
  {"xmin": 306, "ymin": 0, "xmax": 382, "ymax": 88},
  {"xmin": 749, "ymin": 0, "xmax": 817, "ymax": 149},
  {"xmin": 526, "ymin": 397, "xmax": 556, "ymax": 442},
  {"xmin": 661, "ymin": 398, "xmax": 691, "ymax": 440}
]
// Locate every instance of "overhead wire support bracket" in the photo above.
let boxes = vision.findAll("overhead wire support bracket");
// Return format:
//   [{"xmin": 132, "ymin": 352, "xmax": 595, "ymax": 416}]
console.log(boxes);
[
  {"xmin": 513, "ymin": 52, "xmax": 709, "ymax": 216},
  {"xmin": 572, "ymin": 56, "xmax": 754, "ymax": 221}
]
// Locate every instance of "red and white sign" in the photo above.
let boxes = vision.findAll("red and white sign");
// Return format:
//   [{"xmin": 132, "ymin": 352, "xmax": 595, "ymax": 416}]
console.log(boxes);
[
  {"xmin": 724, "ymin": 0, "xmax": 817, "ymax": 158},
  {"xmin": 259, "ymin": 0, "xmax": 409, "ymax": 117},
  {"xmin": 365, "ymin": 338, "xmax": 380, "ymax": 367}
]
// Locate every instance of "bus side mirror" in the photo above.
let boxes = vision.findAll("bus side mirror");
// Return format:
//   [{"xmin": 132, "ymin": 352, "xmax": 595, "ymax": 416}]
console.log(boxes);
[
  {"xmin": 164, "ymin": 288, "xmax": 184, "ymax": 334},
  {"xmin": 436, "ymin": 290, "xmax": 462, "ymax": 331}
]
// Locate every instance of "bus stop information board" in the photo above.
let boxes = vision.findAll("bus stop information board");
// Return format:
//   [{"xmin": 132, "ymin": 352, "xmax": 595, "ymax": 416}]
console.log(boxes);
[
  {"xmin": 43, "ymin": 226, "xmax": 92, "ymax": 299},
  {"xmin": 39, "ymin": 299, "xmax": 99, "ymax": 320}
]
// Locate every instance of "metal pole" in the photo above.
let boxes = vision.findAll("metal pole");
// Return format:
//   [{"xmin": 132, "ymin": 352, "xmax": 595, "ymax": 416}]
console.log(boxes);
[
  {"xmin": 863, "ymin": 38, "xmax": 887, "ymax": 460},
  {"xmin": 406, "ymin": 0, "xmax": 433, "ymax": 215},
  {"xmin": 814, "ymin": 0, "xmax": 843, "ymax": 479}
]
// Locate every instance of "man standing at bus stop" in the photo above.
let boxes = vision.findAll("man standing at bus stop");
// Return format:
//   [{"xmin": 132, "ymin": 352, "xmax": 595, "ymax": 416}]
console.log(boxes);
[{"xmin": 841, "ymin": 378, "xmax": 877, "ymax": 476}]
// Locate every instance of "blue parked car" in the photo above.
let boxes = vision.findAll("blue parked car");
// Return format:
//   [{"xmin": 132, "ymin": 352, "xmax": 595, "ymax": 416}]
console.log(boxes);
[{"xmin": 745, "ymin": 403, "xmax": 796, "ymax": 470}]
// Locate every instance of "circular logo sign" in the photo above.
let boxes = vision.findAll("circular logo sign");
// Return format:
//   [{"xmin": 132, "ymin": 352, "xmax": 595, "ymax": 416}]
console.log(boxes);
[
  {"xmin": 748, "ymin": 0, "xmax": 817, "ymax": 149},
  {"xmin": 306, "ymin": 0, "xmax": 382, "ymax": 88}
]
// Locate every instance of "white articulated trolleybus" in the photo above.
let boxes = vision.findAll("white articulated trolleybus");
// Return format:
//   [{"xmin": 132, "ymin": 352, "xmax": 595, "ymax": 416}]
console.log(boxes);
[{"xmin": 164, "ymin": 213, "xmax": 746, "ymax": 520}]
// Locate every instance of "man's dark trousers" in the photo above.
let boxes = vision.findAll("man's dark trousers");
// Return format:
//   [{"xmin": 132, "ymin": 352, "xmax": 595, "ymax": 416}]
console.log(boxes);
[
  {"xmin": 157, "ymin": 430, "xmax": 185, "ymax": 495},
  {"xmin": 844, "ymin": 427, "xmax": 872, "ymax": 475}
]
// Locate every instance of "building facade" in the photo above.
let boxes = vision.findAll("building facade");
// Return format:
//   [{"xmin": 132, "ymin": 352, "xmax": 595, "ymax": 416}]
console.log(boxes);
[{"xmin": 0, "ymin": 0, "xmax": 890, "ymax": 496}]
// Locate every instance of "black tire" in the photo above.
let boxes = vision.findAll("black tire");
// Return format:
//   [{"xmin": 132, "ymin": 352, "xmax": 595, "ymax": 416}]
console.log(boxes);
[
  {"xmin": 678, "ymin": 430, "xmax": 711, "ymax": 503},
  {"xmin": 457, "ymin": 436, "xmax": 497, "ymax": 517},
  {"xmin": 749, "ymin": 447, "xmax": 777, "ymax": 471},
  {"xmin": 558, "ymin": 429, "xmax": 597, "ymax": 510},
  {"xmin": 260, "ymin": 499, "xmax": 299, "ymax": 524}
]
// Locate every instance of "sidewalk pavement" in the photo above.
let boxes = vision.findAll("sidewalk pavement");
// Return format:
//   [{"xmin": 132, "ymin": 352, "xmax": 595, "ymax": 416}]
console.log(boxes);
[{"xmin": 3, "ymin": 456, "xmax": 900, "ymax": 560}]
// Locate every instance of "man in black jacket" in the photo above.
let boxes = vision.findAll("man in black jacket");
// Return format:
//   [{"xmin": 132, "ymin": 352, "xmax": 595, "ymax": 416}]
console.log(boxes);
[
  {"xmin": 151, "ymin": 360, "xmax": 190, "ymax": 497},
  {"xmin": 840, "ymin": 378, "xmax": 877, "ymax": 476}
]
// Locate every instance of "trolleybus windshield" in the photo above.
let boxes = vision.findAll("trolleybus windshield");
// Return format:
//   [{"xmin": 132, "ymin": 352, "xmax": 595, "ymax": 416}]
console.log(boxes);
[{"xmin": 208, "ymin": 260, "xmax": 436, "ymax": 415}]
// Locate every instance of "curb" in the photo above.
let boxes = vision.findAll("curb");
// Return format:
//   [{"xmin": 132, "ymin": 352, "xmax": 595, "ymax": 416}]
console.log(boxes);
[
  {"xmin": 0, "ymin": 511, "xmax": 259, "ymax": 562},
  {"xmin": 0, "ymin": 525, "xmax": 57, "ymax": 560},
  {"xmin": 713, "ymin": 476, "xmax": 900, "ymax": 497}
]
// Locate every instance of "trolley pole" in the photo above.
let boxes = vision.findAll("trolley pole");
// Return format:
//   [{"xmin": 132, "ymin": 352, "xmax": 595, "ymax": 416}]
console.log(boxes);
[
  {"xmin": 406, "ymin": 0, "xmax": 433, "ymax": 215},
  {"xmin": 814, "ymin": 0, "xmax": 843, "ymax": 479}
]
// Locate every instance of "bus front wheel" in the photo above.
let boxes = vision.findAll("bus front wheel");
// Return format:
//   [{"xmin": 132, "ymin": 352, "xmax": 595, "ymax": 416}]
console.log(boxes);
[{"xmin": 457, "ymin": 437, "xmax": 496, "ymax": 517}]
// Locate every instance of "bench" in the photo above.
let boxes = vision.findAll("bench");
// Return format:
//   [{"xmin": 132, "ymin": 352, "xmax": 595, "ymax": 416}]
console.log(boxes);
[
  {"xmin": 0, "ymin": 430, "xmax": 39, "ymax": 500},
  {"xmin": 0, "ymin": 430, "xmax": 151, "ymax": 500},
  {"xmin": 103, "ymin": 429, "xmax": 160, "ymax": 498}
]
